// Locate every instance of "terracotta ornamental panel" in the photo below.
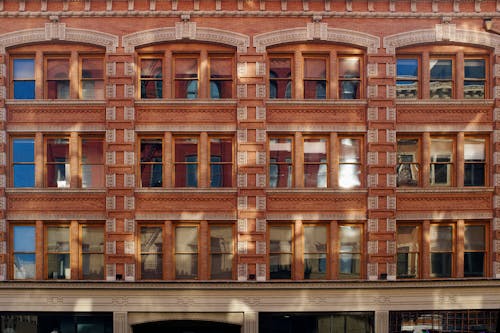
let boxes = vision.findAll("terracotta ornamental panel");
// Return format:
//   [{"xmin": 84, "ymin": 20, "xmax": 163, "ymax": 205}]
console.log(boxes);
[
  {"xmin": 7, "ymin": 102, "xmax": 105, "ymax": 126},
  {"xmin": 266, "ymin": 103, "xmax": 366, "ymax": 125},
  {"xmin": 136, "ymin": 105, "xmax": 236, "ymax": 125},
  {"xmin": 267, "ymin": 192, "xmax": 366, "ymax": 213},
  {"xmin": 397, "ymin": 192, "xmax": 492, "ymax": 212},
  {"xmin": 397, "ymin": 102, "xmax": 493, "ymax": 126},
  {"xmin": 136, "ymin": 192, "xmax": 237, "ymax": 213},
  {"xmin": 7, "ymin": 192, "xmax": 106, "ymax": 212}
]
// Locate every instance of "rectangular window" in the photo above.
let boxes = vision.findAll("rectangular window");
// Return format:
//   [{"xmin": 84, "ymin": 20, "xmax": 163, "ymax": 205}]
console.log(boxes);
[
  {"xmin": 269, "ymin": 57, "xmax": 292, "ymax": 99},
  {"xmin": 303, "ymin": 57, "xmax": 327, "ymax": 99},
  {"xmin": 396, "ymin": 58, "xmax": 419, "ymax": 99},
  {"xmin": 81, "ymin": 137, "xmax": 104, "ymax": 188},
  {"xmin": 81, "ymin": 225, "xmax": 104, "ymax": 280},
  {"xmin": 338, "ymin": 225, "xmax": 362, "ymax": 279},
  {"xmin": 140, "ymin": 225, "xmax": 163, "ymax": 279},
  {"xmin": 303, "ymin": 138, "xmax": 327, "ymax": 188},
  {"xmin": 12, "ymin": 137, "xmax": 35, "ymax": 187},
  {"xmin": 464, "ymin": 137, "xmax": 486, "ymax": 186},
  {"xmin": 174, "ymin": 57, "xmax": 198, "ymax": 99},
  {"xmin": 430, "ymin": 58, "xmax": 453, "ymax": 99},
  {"xmin": 396, "ymin": 224, "xmax": 420, "ymax": 278},
  {"xmin": 339, "ymin": 56, "xmax": 361, "ymax": 99},
  {"xmin": 140, "ymin": 58, "xmax": 163, "ymax": 99},
  {"xmin": 46, "ymin": 58, "xmax": 70, "ymax": 99},
  {"xmin": 464, "ymin": 58, "xmax": 485, "ymax": 99},
  {"xmin": 140, "ymin": 138, "xmax": 163, "ymax": 187},
  {"xmin": 209, "ymin": 225, "xmax": 234, "ymax": 279},
  {"xmin": 339, "ymin": 138, "xmax": 361, "ymax": 189},
  {"xmin": 209, "ymin": 57, "xmax": 233, "ymax": 98},
  {"xmin": 430, "ymin": 224, "xmax": 453, "ymax": 278},
  {"xmin": 13, "ymin": 58, "xmax": 35, "ymax": 99},
  {"xmin": 269, "ymin": 225, "xmax": 293, "ymax": 279},
  {"xmin": 303, "ymin": 224, "xmax": 328, "ymax": 279},
  {"xmin": 12, "ymin": 225, "xmax": 36, "ymax": 279},
  {"xmin": 464, "ymin": 224, "xmax": 486, "ymax": 277},
  {"xmin": 269, "ymin": 137, "xmax": 293, "ymax": 188},
  {"xmin": 175, "ymin": 225, "xmax": 198, "ymax": 279},
  {"xmin": 81, "ymin": 57, "xmax": 104, "ymax": 100},
  {"xmin": 210, "ymin": 137, "xmax": 233, "ymax": 187},
  {"xmin": 174, "ymin": 137, "xmax": 198, "ymax": 187},
  {"xmin": 430, "ymin": 137, "xmax": 454, "ymax": 186},
  {"xmin": 46, "ymin": 138, "xmax": 70, "ymax": 188},
  {"xmin": 397, "ymin": 138, "xmax": 420, "ymax": 187},
  {"xmin": 46, "ymin": 226, "xmax": 70, "ymax": 279}
]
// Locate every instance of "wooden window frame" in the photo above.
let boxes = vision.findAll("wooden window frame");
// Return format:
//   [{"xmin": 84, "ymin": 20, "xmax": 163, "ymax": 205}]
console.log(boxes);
[
  {"xmin": 429, "ymin": 55, "xmax": 455, "ymax": 99},
  {"xmin": 463, "ymin": 222, "xmax": 488, "ymax": 278},
  {"xmin": 429, "ymin": 223, "xmax": 455, "ymax": 278},
  {"xmin": 268, "ymin": 54, "xmax": 293, "ymax": 99},
  {"xmin": 10, "ymin": 55, "xmax": 36, "ymax": 99},
  {"xmin": 138, "ymin": 136, "xmax": 164, "ymax": 188},
  {"xmin": 138, "ymin": 223, "xmax": 165, "ymax": 280},
  {"xmin": 396, "ymin": 222, "xmax": 422, "ymax": 279},
  {"xmin": 79, "ymin": 135, "xmax": 105, "ymax": 188},
  {"xmin": 10, "ymin": 223, "xmax": 37, "ymax": 280},
  {"xmin": 338, "ymin": 135, "xmax": 363, "ymax": 189},
  {"xmin": 463, "ymin": 135, "xmax": 488, "ymax": 187},
  {"xmin": 464, "ymin": 56, "xmax": 489, "ymax": 99},
  {"xmin": 44, "ymin": 224, "xmax": 71, "ymax": 280},
  {"xmin": 138, "ymin": 55, "xmax": 164, "ymax": 99},
  {"xmin": 173, "ymin": 223, "xmax": 200, "ymax": 280},
  {"xmin": 44, "ymin": 135, "xmax": 71, "ymax": 188},
  {"xmin": 303, "ymin": 54, "xmax": 329, "ymax": 99},
  {"xmin": 429, "ymin": 136, "xmax": 456, "ymax": 187},
  {"xmin": 337, "ymin": 223, "xmax": 364, "ymax": 280},
  {"xmin": 44, "ymin": 55, "xmax": 71, "ymax": 99},
  {"xmin": 208, "ymin": 54, "xmax": 234, "ymax": 99},
  {"xmin": 338, "ymin": 55, "xmax": 363, "ymax": 100},
  {"xmin": 397, "ymin": 136, "xmax": 421, "ymax": 187},
  {"xmin": 268, "ymin": 223, "xmax": 294, "ymax": 280},
  {"xmin": 173, "ymin": 136, "xmax": 199, "ymax": 188},
  {"xmin": 268, "ymin": 136, "xmax": 294, "ymax": 188},
  {"xmin": 208, "ymin": 135, "xmax": 234, "ymax": 188},
  {"xmin": 79, "ymin": 223, "xmax": 105, "ymax": 280},
  {"xmin": 11, "ymin": 136, "xmax": 36, "ymax": 188},
  {"xmin": 302, "ymin": 223, "xmax": 329, "ymax": 280},
  {"xmin": 79, "ymin": 54, "xmax": 105, "ymax": 100},
  {"xmin": 173, "ymin": 54, "xmax": 200, "ymax": 99},
  {"xmin": 396, "ymin": 55, "xmax": 421, "ymax": 99},
  {"xmin": 208, "ymin": 223, "xmax": 235, "ymax": 280},
  {"xmin": 303, "ymin": 136, "xmax": 329, "ymax": 188}
]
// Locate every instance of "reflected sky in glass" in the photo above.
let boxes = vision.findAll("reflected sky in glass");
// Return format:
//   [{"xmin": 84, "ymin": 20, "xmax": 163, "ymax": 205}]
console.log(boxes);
[{"xmin": 14, "ymin": 225, "xmax": 35, "ymax": 252}]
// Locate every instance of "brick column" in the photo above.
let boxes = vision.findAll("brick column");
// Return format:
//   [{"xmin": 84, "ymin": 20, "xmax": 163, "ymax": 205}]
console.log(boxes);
[
  {"xmin": 236, "ymin": 51, "xmax": 267, "ymax": 281},
  {"xmin": 104, "ymin": 51, "xmax": 136, "ymax": 281},
  {"xmin": 366, "ymin": 51, "xmax": 397, "ymax": 281},
  {"xmin": 493, "ymin": 50, "xmax": 500, "ymax": 279},
  {"xmin": 0, "ymin": 52, "xmax": 6, "ymax": 280}
]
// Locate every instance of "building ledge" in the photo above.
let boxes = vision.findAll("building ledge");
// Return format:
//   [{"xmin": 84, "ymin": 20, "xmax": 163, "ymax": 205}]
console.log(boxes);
[
  {"xmin": 266, "ymin": 188, "xmax": 368, "ymax": 194},
  {"xmin": 5, "ymin": 99, "xmax": 106, "ymax": 107},
  {"xmin": 5, "ymin": 188, "xmax": 107, "ymax": 194},
  {"xmin": 266, "ymin": 100, "xmax": 368, "ymax": 107},
  {"xmin": 396, "ymin": 99, "xmax": 494, "ymax": 106},
  {"xmin": 396, "ymin": 187, "xmax": 495, "ymax": 194},
  {"xmin": 135, "ymin": 188, "xmax": 238, "ymax": 194},
  {"xmin": 135, "ymin": 99, "xmax": 238, "ymax": 107}
]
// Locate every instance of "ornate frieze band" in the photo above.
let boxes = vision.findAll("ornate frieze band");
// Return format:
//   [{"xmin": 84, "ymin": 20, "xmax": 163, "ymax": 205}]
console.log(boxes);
[
  {"xmin": 384, "ymin": 25, "xmax": 500, "ymax": 54},
  {"xmin": 254, "ymin": 26, "xmax": 380, "ymax": 54},
  {"xmin": 0, "ymin": 23, "xmax": 118, "ymax": 53},
  {"xmin": 122, "ymin": 25, "xmax": 250, "ymax": 53}
]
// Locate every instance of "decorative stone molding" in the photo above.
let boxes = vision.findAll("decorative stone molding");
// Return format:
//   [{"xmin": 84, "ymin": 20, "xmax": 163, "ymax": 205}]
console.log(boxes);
[
  {"xmin": 238, "ymin": 218, "xmax": 247, "ymax": 232},
  {"xmin": 367, "ymin": 240, "xmax": 378, "ymax": 254},
  {"xmin": 254, "ymin": 27, "xmax": 380, "ymax": 54},
  {"xmin": 368, "ymin": 219, "xmax": 378, "ymax": 232},
  {"xmin": 238, "ymin": 151, "xmax": 248, "ymax": 166},
  {"xmin": 397, "ymin": 212, "xmax": 492, "ymax": 220},
  {"xmin": 125, "ymin": 263, "xmax": 135, "ymax": 281},
  {"xmin": 256, "ymin": 241, "xmax": 266, "ymax": 254},
  {"xmin": 256, "ymin": 263, "xmax": 266, "ymax": 281},
  {"xmin": 368, "ymin": 263, "xmax": 378, "ymax": 280},
  {"xmin": 237, "ymin": 263, "xmax": 248, "ymax": 281},
  {"xmin": 106, "ymin": 241, "xmax": 116, "ymax": 255},
  {"xmin": 123, "ymin": 26, "xmax": 250, "ymax": 53},
  {"xmin": 238, "ymin": 196, "xmax": 248, "ymax": 210},
  {"xmin": 237, "ymin": 107, "xmax": 247, "ymax": 120},
  {"xmin": 384, "ymin": 26, "xmax": 500, "ymax": 54},
  {"xmin": 106, "ymin": 263, "xmax": 116, "ymax": 281},
  {"xmin": 367, "ymin": 107, "xmax": 378, "ymax": 121},
  {"xmin": 0, "ymin": 23, "xmax": 118, "ymax": 53},
  {"xmin": 106, "ymin": 218, "xmax": 116, "ymax": 232},
  {"xmin": 267, "ymin": 212, "xmax": 366, "ymax": 221},
  {"xmin": 125, "ymin": 218, "xmax": 135, "ymax": 233},
  {"xmin": 256, "ymin": 218, "xmax": 267, "ymax": 232},
  {"xmin": 238, "ymin": 173, "xmax": 248, "ymax": 187},
  {"xmin": 238, "ymin": 241, "xmax": 248, "ymax": 254},
  {"xmin": 135, "ymin": 212, "xmax": 237, "ymax": 221}
]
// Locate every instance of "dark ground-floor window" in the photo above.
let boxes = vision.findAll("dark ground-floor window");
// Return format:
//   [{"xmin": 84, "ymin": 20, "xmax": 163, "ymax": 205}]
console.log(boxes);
[
  {"xmin": 389, "ymin": 310, "xmax": 499, "ymax": 333},
  {"xmin": 132, "ymin": 320, "xmax": 240, "ymax": 333},
  {"xmin": 259, "ymin": 312, "xmax": 374, "ymax": 333},
  {"xmin": 0, "ymin": 312, "xmax": 112, "ymax": 333}
]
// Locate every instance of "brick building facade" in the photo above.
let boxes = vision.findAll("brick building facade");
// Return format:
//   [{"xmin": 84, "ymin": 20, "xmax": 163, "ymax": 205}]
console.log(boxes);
[{"xmin": 0, "ymin": 0, "xmax": 499, "ymax": 332}]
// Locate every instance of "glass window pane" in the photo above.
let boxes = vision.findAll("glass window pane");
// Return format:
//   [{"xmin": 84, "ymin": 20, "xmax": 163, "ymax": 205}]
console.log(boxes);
[
  {"xmin": 210, "ymin": 138, "xmax": 232, "ymax": 163},
  {"xmin": 175, "ymin": 138, "xmax": 198, "ymax": 161},
  {"xmin": 13, "ymin": 81, "xmax": 35, "ymax": 99},
  {"xmin": 430, "ymin": 225, "xmax": 452, "ymax": 251},
  {"xmin": 81, "ymin": 80, "xmax": 104, "ymax": 100},
  {"xmin": 82, "ymin": 138, "xmax": 104, "ymax": 164},
  {"xmin": 175, "ymin": 227, "xmax": 198, "ymax": 253},
  {"xmin": 82, "ymin": 253, "xmax": 104, "ymax": 280},
  {"xmin": 340, "ymin": 138, "xmax": 360, "ymax": 163},
  {"xmin": 210, "ymin": 58, "xmax": 232, "ymax": 78},
  {"xmin": 464, "ymin": 252, "xmax": 484, "ymax": 277},
  {"xmin": 270, "ymin": 138, "xmax": 292, "ymax": 162},
  {"xmin": 397, "ymin": 59, "xmax": 418, "ymax": 79},
  {"xmin": 465, "ymin": 59, "xmax": 485, "ymax": 79},
  {"xmin": 270, "ymin": 254, "xmax": 291, "ymax": 279},
  {"xmin": 304, "ymin": 164, "xmax": 327, "ymax": 188},
  {"xmin": 141, "ymin": 139, "xmax": 162, "ymax": 163},
  {"xmin": 304, "ymin": 138, "xmax": 327, "ymax": 163},
  {"xmin": 339, "ymin": 57, "xmax": 360, "ymax": 78},
  {"xmin": 340, "ymin": 226, "xmax": 361, "ymax": 253},
  {"xmin": 14, "ymin": 253, "xmax": 35, "ymax": 279},
  {"xmin": 13, "ymin": 138, "xmax": 34, "ymax": 163},
  {"xmin": 304, "ymin": 58, "xmax": 326, "ymax": 79},
  {"xmin": 47, "ymin": 226, "xmax": 70, "ymax": 252},
  {"xmin": 340, "ymin": 80, "xmax": 360, "ymax": 99},
  {"xmin": 304, "ymin": 225, "xmax": 327, "ymax": 253},
  {"xmin": 141, "ymin": 253, "xmax": 163, "ymax": 279},
  {"xmin": 47, "ymin": 59, "xmax": 69, "ymax": 80},
  {"xmin": 13, "ymin": 225, "xmax": 35, "ymax": 252},
  {"xmin": 82, "ymin": 58, "xmax": 103, "ymax": 79},
  {"xmin": 430, "ymin": 138, "xmax": 453, "ymax": 162},
  {"xmin": 141, "ymin": 227, "xmax": 163, "ymax": 252},
  {"xmin": 210, "ymin": 254, "xmax": 233, "ymax": 279},
  {"xmin": 13, "ymin": 164, "xmax": 35, "ymax": 187},
  {"xmin": 430, "ymin": 253, "xmax": 452, "ymax": 278},
  {"xmin": 304, "ymin": 253, "xmax": 327, "ymax": 279},
  {"xmin": 464, "ymin": 138, "xmax": 485, "ymax": 161},
  {"xmin": 47, "ymin": 80, "xmax": 70, "ymax": 99},
  {"xmin": 82, "ymin": 226, "xmax": 104, "ymax": 253},
  {"xmin": 47, "ymin": 253, "xmax": 70, "ymax": 279},
  {"xmin": 175, "ymin": 254, "xmax": 198, "ymax": 279},
  {"xmin": 339, "ymin": 253, "xmax": 361, "ymax": 277},
  {"xmin": 141, "ymin": 59, "xmax": 162, "ymax": 78},
  {"xmin": 464, "ymin": 225, "xmax": 485, "ymax": 251},
  {"xmin": 430, "ymin": 59, "xmax": 452, "ymax": 80},
  {"xmin": 210, "ymin": 226, "xmax": 233, "ymax": 253},
  {"xmin": 339, "ymin": 164, "xmax": 361, "ymax": 189},
  {"xmin": 270, "ymin": 58, "xmax": 291, "ymax": 79},
  {"xmin": 175, "ymin": 58, "xmax": 198, "ymax": 78},
  {"xmin": 14, "ymin": 58, "xmax": 34, "ymax": 79},
  {"xmin": 397, "ymin": 225, "xmax": 420, "ymax": 252},
  {"xmin": 464, "ymin": 80, "xmax": 485, "ymax": 99}
]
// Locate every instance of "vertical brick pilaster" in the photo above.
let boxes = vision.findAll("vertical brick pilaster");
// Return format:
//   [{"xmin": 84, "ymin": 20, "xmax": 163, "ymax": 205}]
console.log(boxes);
[
  {"xmin": 366, "ymin": 51, "xmax": 397, "ymax": 281},
  {"xmin": 105, "ymin": 51, "xmax": 136, "ymax": 281},
  {"xmin": 493, "ymin": 51, "xmax": 500, "ymax": 278},
  {"xmin": 236, "ymin": 51, "xmax": 267, "ymax": 281},
  {"xmin": 0, "ymin": 53, "xmax": 6, "ymax": 280}
]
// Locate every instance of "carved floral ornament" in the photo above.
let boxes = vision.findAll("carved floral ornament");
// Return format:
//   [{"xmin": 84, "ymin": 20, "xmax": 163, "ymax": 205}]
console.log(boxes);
[
  {"xmin": 0, "ymin": 21, "xmax": 118, "ymax": 53},
  {"xmin": 384, "ymin": 23, "xmax": 500, "ymax": 55}
]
